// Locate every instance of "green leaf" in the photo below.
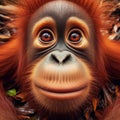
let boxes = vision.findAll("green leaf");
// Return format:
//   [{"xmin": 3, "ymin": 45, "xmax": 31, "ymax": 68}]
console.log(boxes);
[{"xmin": 6, "ymin": 88, "xmax": 17, "ymax": 96}]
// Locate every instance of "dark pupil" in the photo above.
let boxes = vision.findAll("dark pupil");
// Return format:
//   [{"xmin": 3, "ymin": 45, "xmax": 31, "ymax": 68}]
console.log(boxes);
[
  {"xmin": 69, "ymin": 32, "xmax": 81, "ymax": 42},
  {"xmin": 41, "ymin": 32, "xmax": 52, "ymax": 42}
]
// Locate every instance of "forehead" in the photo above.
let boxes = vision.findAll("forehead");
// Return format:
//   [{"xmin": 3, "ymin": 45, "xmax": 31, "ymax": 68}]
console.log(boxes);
[{"xmin": 30, "ymin": 0, "xmax": 91, "ymax": 24}]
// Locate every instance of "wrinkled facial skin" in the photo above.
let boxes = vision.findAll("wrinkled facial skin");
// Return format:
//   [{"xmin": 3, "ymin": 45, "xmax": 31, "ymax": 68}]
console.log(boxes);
[{"xmin": 26, "ymin": 0, "xmax": 96, "ymax": 118}]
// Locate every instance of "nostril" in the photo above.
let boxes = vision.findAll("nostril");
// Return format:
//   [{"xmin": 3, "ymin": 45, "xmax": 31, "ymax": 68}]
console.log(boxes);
[
  {"xmin": 63, "ymin": 54, "xmax": 71, "ymax": 64},
  {"xmin": 51, "ymin": 54, "xmax": 60, "ymax": 63},
  {"xmin": 50, "ymin": 53, "xmax": 72, "ymax": 64}
]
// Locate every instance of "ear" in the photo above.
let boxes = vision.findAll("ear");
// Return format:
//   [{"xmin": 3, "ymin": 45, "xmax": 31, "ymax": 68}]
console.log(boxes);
[{"xmin": 0, "ymin": 5, "xmax": 17, "ymax": 45}]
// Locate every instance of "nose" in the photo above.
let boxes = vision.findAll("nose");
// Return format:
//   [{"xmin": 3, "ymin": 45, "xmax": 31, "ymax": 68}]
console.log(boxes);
[{"xmin": 50, "ymin": 51, "xmax": 72, "ymax": 64}]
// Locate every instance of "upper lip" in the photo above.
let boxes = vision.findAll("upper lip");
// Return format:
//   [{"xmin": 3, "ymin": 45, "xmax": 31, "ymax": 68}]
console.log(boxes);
[{"xmin": 35, "ymin": 84, "xmax": 87, "ymax": 94}]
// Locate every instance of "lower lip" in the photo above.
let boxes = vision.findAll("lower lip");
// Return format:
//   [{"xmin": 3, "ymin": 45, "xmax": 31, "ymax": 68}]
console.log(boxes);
[{"xmin": 36, "ymin": 85, "xmax": 87, "ymax": 100}]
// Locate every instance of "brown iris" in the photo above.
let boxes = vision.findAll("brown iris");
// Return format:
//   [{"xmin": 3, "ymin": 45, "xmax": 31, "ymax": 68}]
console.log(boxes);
[
  {"xmin": 68, "ymin": 29, "xmax": 82, "ymax": 43},
  {"xmin": 39, "ymin": 29, "xmax": 54, "ymax": 43}
]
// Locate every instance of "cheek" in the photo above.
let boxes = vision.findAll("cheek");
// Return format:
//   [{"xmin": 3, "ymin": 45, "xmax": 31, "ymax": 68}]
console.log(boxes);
[{"xmin": 26, "ymin": 53, "xmax": 94, "ymax": 113}]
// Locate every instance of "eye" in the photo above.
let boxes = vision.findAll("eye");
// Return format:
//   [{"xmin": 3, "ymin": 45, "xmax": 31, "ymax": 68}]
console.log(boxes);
[
  {"xmin": 39, "ymin": 29, "xmax": 54, "ymax": 43},
  {"xmin": 68, "ymin": 29, "xmax": 82, "ymax": 43}
]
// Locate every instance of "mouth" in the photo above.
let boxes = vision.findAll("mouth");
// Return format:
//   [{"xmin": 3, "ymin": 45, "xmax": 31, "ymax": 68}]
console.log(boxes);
[{"xmin": 35, "ymin": 84, "xmax": 88, "ymax": 100}]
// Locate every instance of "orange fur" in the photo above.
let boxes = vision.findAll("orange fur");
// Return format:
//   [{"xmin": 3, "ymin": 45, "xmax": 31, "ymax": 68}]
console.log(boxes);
[{"xmin": 0, "ymin": 0, "xmax": 119, "ymax": 120}]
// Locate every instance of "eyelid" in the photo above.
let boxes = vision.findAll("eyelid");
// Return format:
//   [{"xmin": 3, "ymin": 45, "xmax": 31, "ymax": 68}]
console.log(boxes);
[
  {"xmin": 65, "ymin": 17, "xmax": 89, "ymax": 49},
  {"xmin": 32, "ymin": 17, "xmax": 57, "ymax": 49},
  {"xmin": 65, "ymin": 17, "xmax": 90, "ymax": 38},
  {"xmin": 67, "ymin": 28, "xmax": 83, "ymax": 43},
  {"xmin": 32, "ymin": 17, "xmax": 56, "ymax": 38},
  {"xmin": 39, "ymin": 28, "xmax": 54, "ymax": 44}
]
